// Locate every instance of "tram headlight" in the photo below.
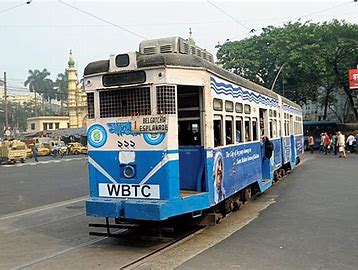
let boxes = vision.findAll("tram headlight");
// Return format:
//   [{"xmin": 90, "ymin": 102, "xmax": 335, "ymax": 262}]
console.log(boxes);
[{"xmin": 123, "ymin": 165, "xmax": 136, "ymax": 178}]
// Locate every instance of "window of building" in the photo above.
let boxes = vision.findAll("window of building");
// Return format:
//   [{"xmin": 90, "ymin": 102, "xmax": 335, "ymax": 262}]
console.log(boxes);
[
  {"xmin": 225, "ymin": 101, "xmax": 234, "ymax": 112},
  {"xmin": 244, "ymin": 104, "xmax": 251, "ymax": 114},
  {"xmin": 244, "ymin": 118, "xmax": 251, "ymax": 142},
  {"xmin": 213, "ymin": 98, "xmax": 223, "ymax": 111},
  {"xmin": 43, "ymin": 123, "xmax": 48, "ymax": 130},
  {"xmin": 48, "ymin": 123, "xmax": 53, "ymax": 130},
  {"xmin": 235, "ymin": 102, "xmax": 243, "ymax": 113},
  {"xmin": 55, "ymin": 122, "xmax": 60, "ymax": 129},
  {"xmin": 31, "ymin": 123, "xmax": 35, "ymax": 130},
  {"xmin": 225, "ymin": 117, "xmax": 233, "ymax": 145},
  {"xmin": 235, "ymin": 118, "xmax": 243, "ymax": 143},
  {"xmin": 213, "ymin": 117, "xmax": 223, "ymax": 147},
  {"xmin": 67, "ymin": 123, "xmax": 70, "ymax": 128}
]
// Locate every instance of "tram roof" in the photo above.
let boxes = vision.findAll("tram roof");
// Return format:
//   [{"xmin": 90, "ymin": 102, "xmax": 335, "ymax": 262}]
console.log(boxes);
[{"xmin": 84, "ymin": 53, "xmax": 301, "ymax": 111}]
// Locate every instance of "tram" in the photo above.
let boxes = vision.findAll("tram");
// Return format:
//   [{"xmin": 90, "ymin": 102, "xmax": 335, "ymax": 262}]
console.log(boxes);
[{"xmin": 84, "ymin": 37, "xmax": 303, "ymax": 223}]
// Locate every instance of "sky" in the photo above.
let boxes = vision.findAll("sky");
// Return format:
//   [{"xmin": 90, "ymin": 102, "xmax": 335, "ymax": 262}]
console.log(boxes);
[{"xmin": 0, "ymin": 0, "xmax": 357, "ymax": 94}]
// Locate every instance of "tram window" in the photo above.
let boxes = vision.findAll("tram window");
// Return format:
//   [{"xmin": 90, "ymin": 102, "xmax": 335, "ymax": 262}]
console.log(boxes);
[
  {"xmin": 115, "ymin": 54, "xmax": 129, "ymax": 67},
  {"xmin": 157, "ymin": 85, "xmax": 176, "ymax": 114},
  {"xmin": 235, "ymin": 102, "xmax": 243, "ymax": 113},
  {"xmin": 178, "ymin": 121, "xmax": 201, "ymax": 146},
  {"xmin": 252, "ymin": 118, "xmax": 258, "ymax": 141},
  {"xmin": 273, "ymin": 120, "xmax": 277, "ymax": 137},
  {"xmin": 214, "ymin": 118, "xmax": 223, "ymax": 147},
  {"xmin": 244, "ymin": 119, "xmax": 251, "ymax": 142},
  {"xmin": 225, "ymin": 101, "xmax": 234, "ymax": 112},
  {"xmin": 87, "ymin": 92, "xmax": 95, "ymax": 119},
  {"xmin": 235, "ymin": 118, "xmax": 243, "ymax": 143},
  {"xmin": 269, "ymin": 120, "xmax": 273, "ymax": 138},
  {"xmin": 244, "ymin": 104, "xmax": 251, "ymax": 114},
  {"xmin": 225, "ymin": 119, "xmax": 233, "ymax": 145},
  {"xmin": 213, "ymin": 99, "xmax": 223, "ymax": 111},
  {"xmin": 279, "ymin": 120, "xmax": 281, "ymax": 136}
]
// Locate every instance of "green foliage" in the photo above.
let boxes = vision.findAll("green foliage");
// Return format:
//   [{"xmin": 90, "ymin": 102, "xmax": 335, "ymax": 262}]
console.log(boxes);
[{"xmin": 216, "ymin": 20, "xmax": 358, "ymax": 120}]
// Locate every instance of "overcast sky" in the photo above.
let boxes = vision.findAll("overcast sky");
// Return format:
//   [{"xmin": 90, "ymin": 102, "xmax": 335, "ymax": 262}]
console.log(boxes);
[{"xmin": 1, "ymin": 0, "xmax": 357, "ymax": 94}]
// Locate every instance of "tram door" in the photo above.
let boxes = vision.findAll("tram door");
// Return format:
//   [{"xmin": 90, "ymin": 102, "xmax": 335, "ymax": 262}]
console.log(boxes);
[
  {"xmin": 260, "ymin": 108, "xmax": 271, "ymax": 181},
  {"xmin": 177, "ymin": 85, "xmax": 205, "ymax": 192}
]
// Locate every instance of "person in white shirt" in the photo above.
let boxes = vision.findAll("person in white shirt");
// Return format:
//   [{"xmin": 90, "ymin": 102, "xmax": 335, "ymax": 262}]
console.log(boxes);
[
  {"xmin": 346, "ymin": 134, "xmax": 356, "ymax": 153},
  {"xmin": 337, "ymin": 131, "xmax": 346, "ymax": 158}
]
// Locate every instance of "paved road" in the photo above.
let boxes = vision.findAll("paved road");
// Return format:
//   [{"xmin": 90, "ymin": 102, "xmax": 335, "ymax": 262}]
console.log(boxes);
[
  {"xmin": 0, "ymin": 156, "xmax": 88, "ymax": 215},
  {"xmin": 179, "ymin": 154, "xmax": 358, "ymax": 270}
]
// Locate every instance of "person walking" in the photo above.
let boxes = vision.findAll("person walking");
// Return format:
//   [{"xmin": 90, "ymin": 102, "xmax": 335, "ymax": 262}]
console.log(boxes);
[
  {"xmin": 320, "ymin": 133, "xmax": 325, "ymax": 154},
  {"xmin": 331, "ymin": 133, "xmax": 336, "ymax": 155},
  {"xmin": 32, "ymin": 144, "xmax": 39, "ymax": 162},
  {"xmin": 324, "ymin": 132, "xmax": 331, "ymax": 155},
  {"xmin": 309, "ymin": 135, "xmax": 315, "ymax": 154},
  {"xmin": 346, "ymin": 134, "xmax": 356, "ymax": 153},
  {"xmin": 337, "ymin": 131, "xmax": 346, "ymax": 158}
]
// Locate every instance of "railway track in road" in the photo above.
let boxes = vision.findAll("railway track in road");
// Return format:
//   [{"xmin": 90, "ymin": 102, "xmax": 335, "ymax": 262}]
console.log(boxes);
[{"xmin": 118, "ymin": 226, "xmax": 204, "ymax": 270}]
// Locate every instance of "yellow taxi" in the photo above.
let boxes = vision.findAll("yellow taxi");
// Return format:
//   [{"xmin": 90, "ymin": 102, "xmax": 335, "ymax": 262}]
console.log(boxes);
[
  {"xmin": 29, "ymin": 143, "xmax": 50, "ymax": 156},
  {"xmin": 67, "ymin": 142, "xmax": 88, "ymax": 155}
]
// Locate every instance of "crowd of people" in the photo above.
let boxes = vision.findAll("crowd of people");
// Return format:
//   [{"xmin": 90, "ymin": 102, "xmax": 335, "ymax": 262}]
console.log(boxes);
[{"xmin": 308, "ymin": 132, "xmax": 358, "ymax": 158}]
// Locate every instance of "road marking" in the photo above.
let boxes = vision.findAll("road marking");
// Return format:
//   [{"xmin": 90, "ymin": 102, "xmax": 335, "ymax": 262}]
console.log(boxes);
[
  {"xmin": 10, "ymin": 231, "xmax": 125, "ymax": 270},
  {"xmin": 1, "ymin": 157, "xmax": 87, "ymax": 168},
  {"xmin": 5, "ymin": 212, "xmax": 84, "ymax": 234},
  {"xmin": 0, "ymin": 196, "xmax": 88, "ymax": 221}
]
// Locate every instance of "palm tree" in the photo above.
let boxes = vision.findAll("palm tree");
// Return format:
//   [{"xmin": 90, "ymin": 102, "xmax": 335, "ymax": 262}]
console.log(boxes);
[
  {"xmin": 24, "ymin": 69, "xmax": 41, "ymax": 116},
  {"xmin": 24, "ymin": 68, "xmax": 53, "ymax": 115},
  {"xmin": 55, "ymin": 71, "xmax": 68, "ymax": 115}
]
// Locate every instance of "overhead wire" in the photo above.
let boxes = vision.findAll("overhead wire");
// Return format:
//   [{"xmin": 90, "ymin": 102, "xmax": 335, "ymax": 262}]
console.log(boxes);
[
  {"xmin": 206, "ymin": 0, "xmax": 252, "ymax": 31},
  {"xmin": 0, "ymin": 1, "xmax": 27, "ymax": 16},
  {"xmin": 57, "ymin": 0, "xmax": 147, "ymax": 40}
]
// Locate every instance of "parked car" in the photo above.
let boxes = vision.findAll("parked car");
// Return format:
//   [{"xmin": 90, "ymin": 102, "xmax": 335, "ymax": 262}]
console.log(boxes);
[{"xmin": 67, "ymin": 142, "xmax": 88, "ymax": 155}]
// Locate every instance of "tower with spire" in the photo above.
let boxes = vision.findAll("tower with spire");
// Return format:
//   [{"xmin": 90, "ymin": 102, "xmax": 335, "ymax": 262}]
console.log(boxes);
[{"xmin": 67, "ymin": 50, "xmax": 87, "ymax": 128}]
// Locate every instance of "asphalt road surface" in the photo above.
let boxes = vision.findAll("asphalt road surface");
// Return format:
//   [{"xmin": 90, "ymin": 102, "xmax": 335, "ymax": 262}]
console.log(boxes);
[
  {"xmin": 0, "ymin": 156, "xmax": 88, "ymax": 215},
  {"xmin": 1, "ymin": 153, "xmax": 357, "ymax": 269},
  {"xmin": 179, "ymin": 153, "xmax": 358, "ymax": 270}
]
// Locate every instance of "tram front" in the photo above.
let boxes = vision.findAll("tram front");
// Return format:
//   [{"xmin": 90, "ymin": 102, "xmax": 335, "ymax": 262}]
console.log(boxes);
[{"xmin": 84, "ymin": 51, "xmax": 209, "ymax": 221}]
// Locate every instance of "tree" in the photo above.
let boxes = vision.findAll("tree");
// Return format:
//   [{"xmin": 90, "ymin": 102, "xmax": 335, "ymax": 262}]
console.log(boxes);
[
  {"xmin": 24, "ymin": 68, "xmax": 56, "ymax": 114},
  {"xmin": 216, "ymin": 20, "xmax": 358, "ymax": 121},
  {"xmin": 55, "ymin": 70, "xmax": 68, "ymax": 115}
]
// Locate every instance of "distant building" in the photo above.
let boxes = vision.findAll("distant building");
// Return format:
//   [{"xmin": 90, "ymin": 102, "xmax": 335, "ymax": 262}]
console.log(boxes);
[
  {"xmin": 6, "ymin": 92, "xmax": 35, "ymax": 105},
  {"xmin": 303, "ymin": 89, "xmax": 358, "ymax": 122},
  {"xmin": 67, "ymin": 50, "xmax": 87, "ymax": 128},
  {"xmin": 26, "ymin": 116, "xmax": 69, "ymax": 133}
]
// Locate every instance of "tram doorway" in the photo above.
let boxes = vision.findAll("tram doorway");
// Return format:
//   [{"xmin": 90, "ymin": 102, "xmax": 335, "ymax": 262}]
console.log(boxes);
[{"xmin": 177, "ymin": 85, "xmax": 205, "ymax": 192}]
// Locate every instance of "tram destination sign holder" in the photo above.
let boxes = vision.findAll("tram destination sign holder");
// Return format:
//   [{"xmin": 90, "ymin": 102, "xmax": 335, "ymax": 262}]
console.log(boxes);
[{"xmin": 131, "ymin": 115, "xmax": 169, "ymax": 133}]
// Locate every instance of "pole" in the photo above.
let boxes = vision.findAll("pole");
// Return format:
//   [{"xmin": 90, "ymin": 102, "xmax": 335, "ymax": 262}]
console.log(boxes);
[
  {"xmin": 271, "ymin": 64, "xmax": 285, "ymax": 91},
  {"xmin": 4, "ymin": 72, "xmax": 9, "ymax": 129}
]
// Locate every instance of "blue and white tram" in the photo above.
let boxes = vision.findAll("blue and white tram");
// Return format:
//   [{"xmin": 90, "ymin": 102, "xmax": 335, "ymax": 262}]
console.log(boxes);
[{"xmin": 84, "ymin": 37, "xmax": 303, "ymax": 222}]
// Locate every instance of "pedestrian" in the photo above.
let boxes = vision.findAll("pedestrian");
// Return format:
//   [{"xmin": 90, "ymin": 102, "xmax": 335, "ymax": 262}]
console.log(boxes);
[
  {"xmin": 32, "ymin": 144, "xmax": 39, "ymax": 162},
  {"xmin": 335, "ymin": 132, "xmax": 339, "ymax": 155},
  {"xmin": 337, "ymin": 131, "xmax": 346, "ymax": 158},
  {"xmin": 324, "ymin": 132, "xmax": 331, "ymax": 155},
  {"xmin": 346, "ymin": 134, "xmax": 356, "ymax": 153},
  {"xmin": 309, "ymin": 135, "xmax": 315, "ymax": 154},
  {"xmin": 331, "ymin": 133, "xmax": 336, "ymax": 155},
  {"xmin": 320, "ymin": 133, "xmax": 325, "ymax": 154}
]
